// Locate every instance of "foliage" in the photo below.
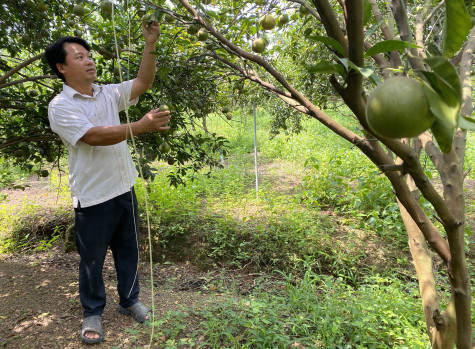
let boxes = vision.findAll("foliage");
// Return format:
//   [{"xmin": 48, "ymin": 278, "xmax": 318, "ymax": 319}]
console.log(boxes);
[{"xmin": 148, "ymin": 270, "xmax": 429, "ymax": 348}]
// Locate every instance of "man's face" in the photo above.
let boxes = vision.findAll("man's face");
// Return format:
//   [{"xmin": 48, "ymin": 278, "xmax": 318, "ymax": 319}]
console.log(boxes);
[{"xmin": 57, "ymin": 42, "xmax": 96, "ymax": 84}]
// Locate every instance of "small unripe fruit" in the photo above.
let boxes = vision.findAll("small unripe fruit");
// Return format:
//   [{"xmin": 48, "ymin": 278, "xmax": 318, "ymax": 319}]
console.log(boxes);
[
  {"xmin": 252, "ymin": 38, "xmax": 266, "ymax": 53},
  {"xmin": 366, "ymin": 76, "xmax": 435, "ymax": 138},
  {"xmin": 159, "ymin": 104, "xmax": 170, "ymax": 112},
  {"xmin": 187, "ymin": 24, "xmax": 200, "ymax": 35},
  {"xmin": 196, "ymin": 28, "xmax": 209, "ymax": 41},
  {"xmin": 159, "ymin": 140, "xmax": 171, "ymax": 153},
  {"xmin": 277, "ymin": 13, "xmax": 290, "ymax": 26},
  {"xmin": 38, "ymin": 3, "xmax": 48, "ymax": 12},
  {"xmin": 21, "ymin": 34, "xmax": 32, "ymax": 45}
]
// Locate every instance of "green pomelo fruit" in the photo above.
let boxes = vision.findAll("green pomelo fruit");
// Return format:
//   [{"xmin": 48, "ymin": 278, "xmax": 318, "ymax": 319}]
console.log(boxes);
[
  {"xmin": 196, "ymin": 28, "xmax": 209, "ymax": 41},
  {"xmin": 260, "ymin": 14, "xmax": 276, "ymax": 30},
  {"xmin": 159, "ymin": 141, "xmax": 171, "ymax": 153},
  {"xmin": 366, "ymin": 76, "xmax": 435, "ymax": 138},
  {"xmin": 100, "ymin": 1, "xmax": 113, "ymax": 15},
  {"xmin": 252, "ymin": 38, "xmax": 266, "ymax": 53},
  {"xmin": 21, "ymin": 34, "xmax": 32, "ymax": 45},
  {"xmin": 38, "ymin": 3, "xmax": 48, "ymax": 12},
  {"xmin": 73, "ymin": 29, "xmax": 83, "ymax": 37},
  {"xmin": 159, "ymin": 105, "xmax": 170, "ymax": 112},
  {"xmin": 187, "ymin": 24, "xmax": 200, "ymax": 35},
  {"xmin": 73, "ymin": 5, "xmax": 85, "ymax": 17},
  {"xmin": 278, "ymin": 13, "xmax": 290, "ymax": 26},
  {"xmin": 167, "ymin": 156, "xmax": 175, "ymax": 165}
]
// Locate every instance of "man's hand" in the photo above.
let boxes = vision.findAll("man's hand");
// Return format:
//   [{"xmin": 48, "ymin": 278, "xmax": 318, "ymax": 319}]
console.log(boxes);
[
  {"xmin": 138, "ymin": 108, "xmax": 171, "ymax": 134},
  {"xmin": 143, "ymin": 20, "xmax": 160, "ymax": 45}
]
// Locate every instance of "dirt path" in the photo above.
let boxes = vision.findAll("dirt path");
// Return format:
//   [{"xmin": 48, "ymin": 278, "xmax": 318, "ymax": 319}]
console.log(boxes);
[{"xmin": 0, "ymin": 248, "xmax": 213, "ymax": 348}]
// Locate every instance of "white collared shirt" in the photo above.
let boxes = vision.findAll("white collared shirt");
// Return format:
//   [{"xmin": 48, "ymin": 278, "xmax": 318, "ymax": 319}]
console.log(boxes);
[{"xmin": 48, "ymin": 80, "xmax": 139, "ymax": 208}]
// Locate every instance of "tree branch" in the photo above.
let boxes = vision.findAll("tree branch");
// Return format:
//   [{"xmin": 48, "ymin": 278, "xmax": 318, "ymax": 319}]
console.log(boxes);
[
  {"xmin": 0, "ymin": 52, "xmax": 45, "ymax": 85},
  {"xmin": 0, "ymin": 75, "xmax": 56, "ymax": 89},
  {"xmin": 311, "ymin": 0, "xmax": 348, "ymax": 57},
  {"xmin": 345, "ymin": 0, "xmax": 364, "ymax": 98}
]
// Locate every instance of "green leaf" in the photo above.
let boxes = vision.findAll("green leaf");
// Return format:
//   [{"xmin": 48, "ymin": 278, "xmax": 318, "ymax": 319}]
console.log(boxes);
[
  {"xmin": 424, "ymin": 56, "xmax": 462, "ymax": 106},
  {"xmin": 443, "ymin": 0, "xmax": 472, "ymax": 57},
  {"xmin": 364, "ymin": 40, "xmax": 419, "ymax": 57},
  {"xmin": 458, "ymin": 116, "xmax": 475, "ymax": 131},
  {"xmin": 365, "ymin": 20, "xmax": 383, "ymax": 38},
  {"xmin": 363, "ymin": 0, "xmax": 373, "ymax": 26},
  {"xmin": 307, "ymin": 35, "xmax": 345, "ymax": 56},
  {"xmin": 420, "ymin": 71, "xmax": 460, "ymax": 108},
  {"xmin": 307, "ymin": 61, "xmax": 345, "ymax": 76},
  {"xmin": 423, "ymin": 83, "xmax": 457, "ymax": 153}
]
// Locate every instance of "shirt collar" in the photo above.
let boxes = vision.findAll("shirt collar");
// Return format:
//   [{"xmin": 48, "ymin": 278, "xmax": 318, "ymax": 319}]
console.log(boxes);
[{"xmin": 63, "ymin": 83, "xmax": 102, "ymax": 99}]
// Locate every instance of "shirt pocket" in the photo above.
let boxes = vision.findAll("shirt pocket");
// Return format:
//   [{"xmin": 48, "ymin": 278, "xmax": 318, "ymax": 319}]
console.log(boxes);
[{"xmin": 84, "ymin": 102, "xmax": 101, "ymax": 126}]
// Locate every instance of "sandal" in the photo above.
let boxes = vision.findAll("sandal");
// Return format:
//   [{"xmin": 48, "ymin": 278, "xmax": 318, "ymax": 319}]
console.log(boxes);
[
  {"xmin": 118, "ymin": 301, "xmax": 151, "ymax": 323},
  {"xmin": 81, "ymin": 315, "xmax": 104, "ymax": 344}
]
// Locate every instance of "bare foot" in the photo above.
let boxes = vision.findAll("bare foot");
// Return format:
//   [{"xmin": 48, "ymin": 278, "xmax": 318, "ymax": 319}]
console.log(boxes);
[{"xmin": 84, "ymin": 331, "xmax": 101, "ymax": 340}]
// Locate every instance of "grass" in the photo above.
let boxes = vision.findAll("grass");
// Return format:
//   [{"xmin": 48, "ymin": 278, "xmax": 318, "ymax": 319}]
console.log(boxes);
[{"xmin": 147, "ymin": 269, "xmax": 430, "ymax": 348}]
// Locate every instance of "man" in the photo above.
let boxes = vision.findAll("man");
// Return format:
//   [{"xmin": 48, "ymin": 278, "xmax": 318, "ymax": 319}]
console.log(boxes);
[{"xmin": 45, "ymin": 20, "xmax": 169, "ymax": 344}]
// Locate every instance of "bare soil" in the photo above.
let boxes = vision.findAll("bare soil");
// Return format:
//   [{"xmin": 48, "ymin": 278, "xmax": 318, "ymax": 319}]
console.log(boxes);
[{"xmin": 0, "ymin": 177, "xmax": 224, "ymax": 349}]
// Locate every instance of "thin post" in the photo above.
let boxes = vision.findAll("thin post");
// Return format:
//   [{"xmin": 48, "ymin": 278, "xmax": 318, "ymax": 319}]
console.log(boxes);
[{"xmin": 253, "ymin": 103, "xmax": 259, "ymax": 198}]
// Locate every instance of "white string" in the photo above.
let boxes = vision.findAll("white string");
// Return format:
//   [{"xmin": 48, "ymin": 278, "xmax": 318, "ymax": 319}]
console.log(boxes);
[{"xmin": 111, "ymin": 2, "xmax": 156, "ymax": 344}]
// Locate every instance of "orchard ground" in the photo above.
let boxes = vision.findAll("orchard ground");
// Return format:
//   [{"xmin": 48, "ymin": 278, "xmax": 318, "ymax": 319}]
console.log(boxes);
[{"xmin": 0, "ymin": 157, "xmax": 474, "ymax": 348}]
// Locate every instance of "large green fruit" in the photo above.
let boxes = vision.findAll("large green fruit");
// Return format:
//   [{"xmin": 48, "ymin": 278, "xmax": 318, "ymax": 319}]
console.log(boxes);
[
  {"xmin": 100, "ymin": 1, "xmax": 113, "ymax": 15},
  {"xmin": 365, "ymin": 76, "xmax": 435, "ymax": 138},
  {"xmin": 252, "ymin": 38, "xmax": 266, "ymax": 53},
  {"xmin": 73, "ymin": 4, "xmax": 85, "ymax": 17},
  {"xmin": 260, "ymin": 14, "xmax": 276, "ymax": 30}
]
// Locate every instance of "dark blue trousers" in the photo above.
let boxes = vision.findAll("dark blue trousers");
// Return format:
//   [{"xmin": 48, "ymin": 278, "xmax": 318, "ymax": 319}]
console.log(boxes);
[{"xmin": 74, "ymin": 188, "xmax": 140, "ymax": 318}]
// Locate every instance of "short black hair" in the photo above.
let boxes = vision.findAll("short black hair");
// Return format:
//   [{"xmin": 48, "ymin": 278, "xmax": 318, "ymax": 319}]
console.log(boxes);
[{"xmin": 45, "ymin": 36, "xmax": 90, "ymax": 82}]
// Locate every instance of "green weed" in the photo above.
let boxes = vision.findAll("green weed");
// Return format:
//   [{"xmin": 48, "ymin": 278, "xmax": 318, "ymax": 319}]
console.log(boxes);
[{"xmin": 148, "ymin": 269, "xmax": 430, "ymax": 348}]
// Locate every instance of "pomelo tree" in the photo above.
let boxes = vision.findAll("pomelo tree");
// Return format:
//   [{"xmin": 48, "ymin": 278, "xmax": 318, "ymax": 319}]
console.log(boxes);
[{"xmin": 0, "ymin": 0, "xmax": 474, "ymax": 347}]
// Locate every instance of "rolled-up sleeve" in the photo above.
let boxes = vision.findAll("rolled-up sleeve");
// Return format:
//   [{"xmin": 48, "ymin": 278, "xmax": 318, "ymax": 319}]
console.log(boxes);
[{"xmin": 106, "ymin": 79, "xmax": 139, "ymax": 112}]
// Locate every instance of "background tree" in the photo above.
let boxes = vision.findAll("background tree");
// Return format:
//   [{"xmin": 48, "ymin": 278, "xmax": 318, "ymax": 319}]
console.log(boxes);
[{"xmin": 0, "ymin": 0, "xmax": 473, "ymax": 347}]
